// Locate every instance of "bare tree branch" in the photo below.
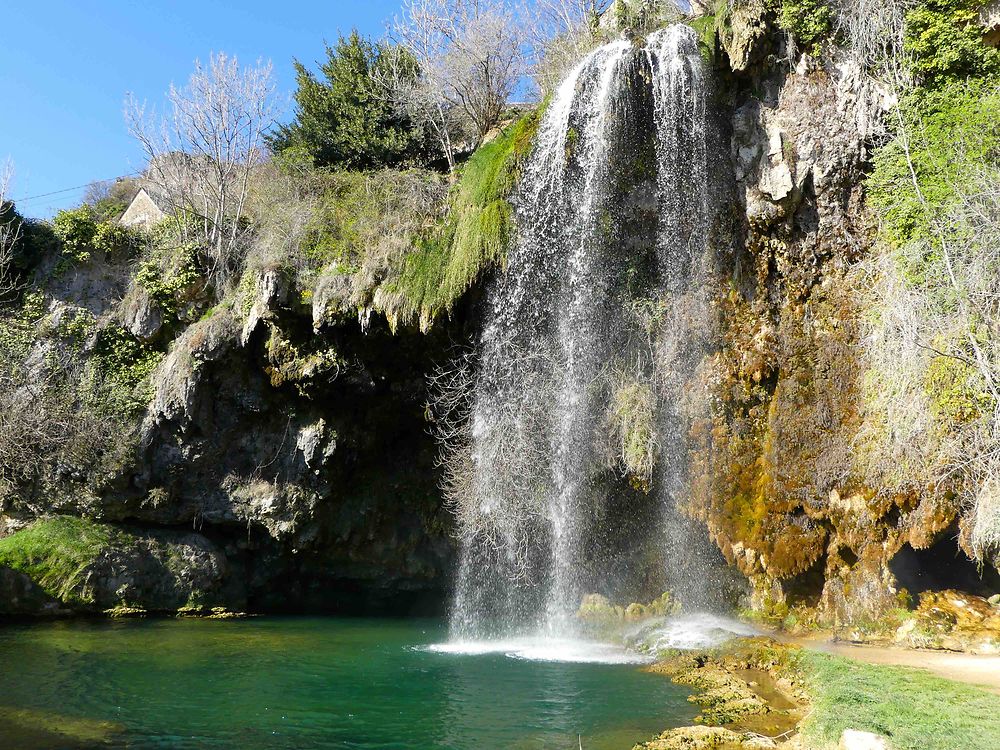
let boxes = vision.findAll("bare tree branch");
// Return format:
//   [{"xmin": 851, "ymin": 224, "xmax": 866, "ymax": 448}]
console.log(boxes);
[
  {"xmin": 0, "ymin": 160, "xmax": 24, "ymax": 301},
  {"xmin": 125, "ymin": 53, "xmax": 278, "ymax": 290}
]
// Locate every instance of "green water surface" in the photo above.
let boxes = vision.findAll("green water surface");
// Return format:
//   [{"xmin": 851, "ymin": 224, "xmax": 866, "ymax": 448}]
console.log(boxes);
[{"xmin": 0, "ymin": 617, "xmax": 695, "ymax": 749}]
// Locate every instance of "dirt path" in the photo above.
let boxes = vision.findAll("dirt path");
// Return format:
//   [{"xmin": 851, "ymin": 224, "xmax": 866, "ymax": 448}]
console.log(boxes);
[{"xmin": 792, "ymin": 636, "xmax": 1000, "ymax": 695}]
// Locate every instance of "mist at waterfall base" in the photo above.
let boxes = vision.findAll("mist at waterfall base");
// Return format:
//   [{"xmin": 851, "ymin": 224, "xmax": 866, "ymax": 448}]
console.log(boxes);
[{"xmin": 440, "ymin": 25, "xmax": 743, "ymax": 659}]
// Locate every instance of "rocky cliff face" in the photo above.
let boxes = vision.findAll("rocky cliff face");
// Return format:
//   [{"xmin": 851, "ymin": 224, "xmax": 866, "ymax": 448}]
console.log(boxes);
[
  {"xmin": 0, "ymin": 253, "xmax": 463, "ymax": 615},
  {"xmin": 685, "ymin": 5, "xmax": 1000, "ymax": 628}
]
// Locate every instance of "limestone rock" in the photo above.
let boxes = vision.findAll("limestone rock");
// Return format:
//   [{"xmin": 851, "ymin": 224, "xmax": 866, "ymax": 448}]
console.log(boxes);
[
  {"xmin": 122, "ymin": 288, "xmax": 163, "ymax": 341},
  {"xmin": 296, "ymin": 419, "xmax": 337, "ymax": 471},
  {"xmin": 0, "ymin": 566, "xmax": 65, "ymax": 616},
  {"xmin": 635, "ymin": 725, "xmax": 745, "ymax": 749},
  {"xmin": 240, "ymin": 268, "xmax": 289, "ymax": 346},
  {"xmin": 719, "ymin": 0, "xmax": 772, "ymax": 72},
  {"xmin": 894, "ymin": 589, "xmax": 1000, "ymax": 653}
]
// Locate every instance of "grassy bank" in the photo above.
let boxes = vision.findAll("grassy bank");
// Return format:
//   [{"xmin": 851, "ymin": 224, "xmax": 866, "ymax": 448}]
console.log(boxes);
[
  {"xmin": 639, "ymin": 638, "xmax": 1000, "ymax": 750},
  {"xmin": 798, "ymin": 650, "xmax": 1000, "ymax": 750}
]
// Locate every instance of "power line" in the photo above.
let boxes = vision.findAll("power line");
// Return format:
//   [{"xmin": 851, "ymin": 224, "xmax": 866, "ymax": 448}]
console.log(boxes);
[{"xmin": 10, "ymin": 171, "xmax": 143, "ymax": 205}]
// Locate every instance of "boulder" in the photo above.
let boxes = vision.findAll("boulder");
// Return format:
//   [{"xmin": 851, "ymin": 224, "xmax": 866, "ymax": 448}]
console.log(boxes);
[{"xmin": 839, "ymin": 729, "xmax": 890, "ymax": 750}]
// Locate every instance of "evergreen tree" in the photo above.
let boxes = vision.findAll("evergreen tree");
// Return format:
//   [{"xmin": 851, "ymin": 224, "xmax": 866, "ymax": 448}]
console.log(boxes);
[{"xmin": 269, "ymin": 32, "xmax": 425, "ymax": 169}]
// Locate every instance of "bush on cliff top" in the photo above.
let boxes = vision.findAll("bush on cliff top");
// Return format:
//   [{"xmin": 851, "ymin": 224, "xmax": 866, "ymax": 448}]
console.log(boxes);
[
  {"xmin": 778, "ymin": 0, "xmax": 834, "ymax": 56},
  {"xmin": 905, "ymin": 0, "xmax": 1000, "ymax": 86},
  {"xmin": 268, "ymin": 31, "xmax": 425, "ymax": 170},
  {"xmin": 0, "ymin": 517, "xmax": 115, "ymax": 605}
]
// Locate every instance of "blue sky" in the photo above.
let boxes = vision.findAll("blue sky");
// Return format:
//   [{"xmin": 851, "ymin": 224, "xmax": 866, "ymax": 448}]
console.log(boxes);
[{"xmin": 1, "ymin": 1, "xmax": 402, "ymax": 218}]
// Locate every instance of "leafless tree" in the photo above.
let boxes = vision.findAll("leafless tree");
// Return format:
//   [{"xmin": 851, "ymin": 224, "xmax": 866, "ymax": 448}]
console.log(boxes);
[
  {"xmin": 126, "ymin": 53, "xmax": 279, "ymax": 289},
  {"xmin": 833, "ymin": 0, "xmax": 913, "ymax": 86},
  {"xmin": 0, "ymin": 160, "xmax": 24, "ymax": 301},
  {"xmin": 380, "ymin": 19, "xmax": 463, "ymax": 171},
  {"xmin": 532, "ymin": 0, "xmax": 610, "ymax": 33},
  {"xmin": 521, "ymin": 0, "xmax": 611, "ymax": 94},
  {"xmin": 391, "ymin": 0, "xmax": 529, "ymax": 169},
  {"xmin": 83, "ymin": 176, "xmax": 139, "ymax": 209},
  {"xmin": 0, "ymin": 369, "xmax": 74, "ymax": 492}
]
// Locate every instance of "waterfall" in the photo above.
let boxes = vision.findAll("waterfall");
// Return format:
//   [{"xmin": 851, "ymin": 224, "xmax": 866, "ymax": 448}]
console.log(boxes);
[{"xmin": 449, "ymin": 25, "xmax": 709, "ymax": 641}]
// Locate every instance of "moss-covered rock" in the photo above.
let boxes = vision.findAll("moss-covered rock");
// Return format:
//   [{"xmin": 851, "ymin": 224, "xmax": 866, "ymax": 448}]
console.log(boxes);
[
  {"xmin": 578, "ymin": 591, "xmax": 681, "ymax": 634},
  {"xmin": 638, "ymin": 639, "xmax": 807, "ymax": 748},
  {"xmin": 0, "ymin": 516, "xmax": 238, "ymax": 615},
  {"xmin": 893, "ymin": 589, "xmax": 1000, "ymax": 653}
]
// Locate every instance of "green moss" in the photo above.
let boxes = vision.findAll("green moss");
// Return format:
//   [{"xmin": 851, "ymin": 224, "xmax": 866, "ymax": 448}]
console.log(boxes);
[
  {"xmin": 0, "ymin": 517, "xmax": 115, "ymax": 605},
  {"xmin": 391, "ymin": 110, "xmax": 540, "ymax": 326},
  {"xmin": 688, "ymin": 13, "xmax": 718, "ymax": 63},
  {"xmin": 798, "ymin": 650, "xmax": 1000, "ymax": 750},
  {"xmin": 264, "ymin": 324, "xmax": 342, "ymax": 393}
]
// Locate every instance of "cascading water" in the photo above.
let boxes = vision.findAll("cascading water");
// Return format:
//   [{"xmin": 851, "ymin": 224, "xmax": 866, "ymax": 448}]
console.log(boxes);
[{"xmin": 448, "ymin": 25, "xmax": 710, "ymax": 642}]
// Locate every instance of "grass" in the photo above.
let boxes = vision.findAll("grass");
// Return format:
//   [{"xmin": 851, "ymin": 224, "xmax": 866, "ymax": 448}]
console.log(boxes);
[
  {"xmin": 391, "ymin": 110, "xmax": 540, "ymax": 327},
  {"xmin": 798, "ymin": 650, "xmax": 1000, "ymax": 750},
  {"xmin": 0, "ymin": 516, "xmax": 115, "ymax": 605}
]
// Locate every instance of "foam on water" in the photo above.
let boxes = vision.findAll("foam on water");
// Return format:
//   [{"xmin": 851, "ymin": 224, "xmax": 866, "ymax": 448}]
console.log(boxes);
[
  {"xmin": 424, "ymin": 613, "xmax": 759, "ymax": 664},
  {"xmin": 631, "ymin": 613, "xmax": 759, "ymax": 651},
  {"xmin": 422, "ymin": 637, "xmax": 652, "ymax": 664}
]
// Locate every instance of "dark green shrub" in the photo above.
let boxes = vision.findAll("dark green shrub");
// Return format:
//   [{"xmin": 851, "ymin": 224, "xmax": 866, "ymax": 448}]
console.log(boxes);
[{"xmin": 778, "ymin": 0, "xmax": 834, "ymax": 56}]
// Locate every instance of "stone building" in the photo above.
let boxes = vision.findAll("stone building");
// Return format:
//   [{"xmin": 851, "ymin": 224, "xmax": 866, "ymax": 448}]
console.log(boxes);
[{"xmin": 119, "ymin": 187, "xmax": 167, "ymax": 230}]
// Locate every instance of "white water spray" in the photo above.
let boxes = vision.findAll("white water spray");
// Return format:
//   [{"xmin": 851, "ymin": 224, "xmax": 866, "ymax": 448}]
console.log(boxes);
[{"xmin": 449, "ymin": 25, "xmax": 710, "ymax": 645}]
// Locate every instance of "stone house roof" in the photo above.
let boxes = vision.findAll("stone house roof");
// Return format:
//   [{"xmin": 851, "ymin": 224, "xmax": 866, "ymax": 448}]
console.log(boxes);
[{"xmin": 119, "ymin": 187, "xmax": 168, "ymax": 230}]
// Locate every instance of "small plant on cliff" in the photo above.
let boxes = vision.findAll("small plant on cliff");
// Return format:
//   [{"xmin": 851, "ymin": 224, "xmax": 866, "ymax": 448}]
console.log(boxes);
[
  {"xmin": 779, "ymin": 0, "xmax": 834, "ymax": 56},
  {"xmin": 92, "ymin": 325, "xmax": 164, "ymax": 414},
  {"xmin": 135, "ymin": 242, "xmax": 204, "ymax": 319},
  {"xmin": 609, "ymin": 374, "xmax": 658, "ymax": 490}
]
